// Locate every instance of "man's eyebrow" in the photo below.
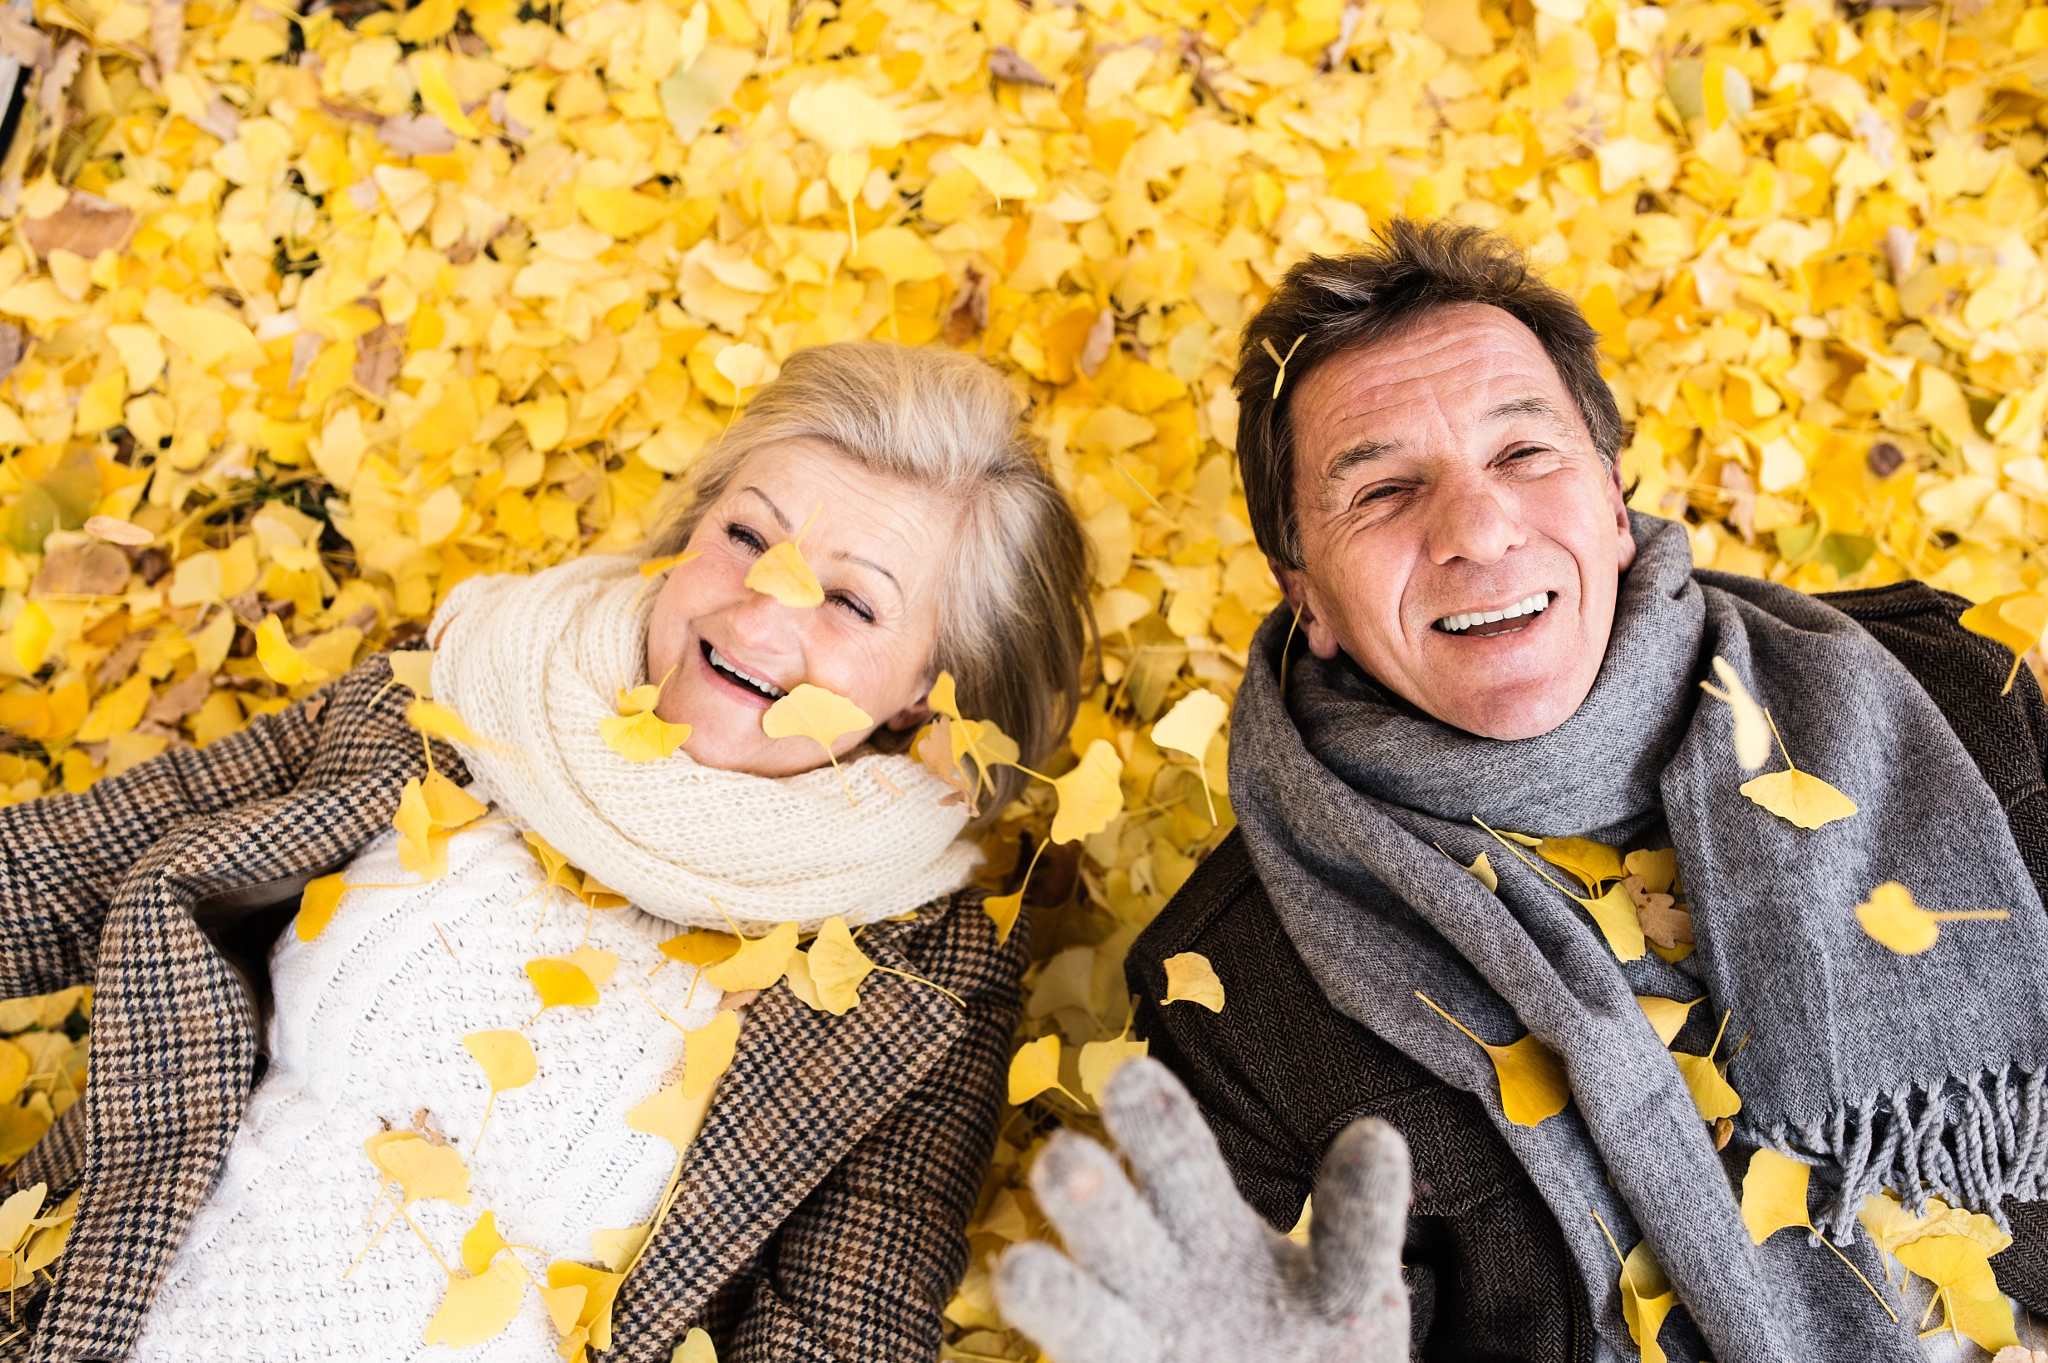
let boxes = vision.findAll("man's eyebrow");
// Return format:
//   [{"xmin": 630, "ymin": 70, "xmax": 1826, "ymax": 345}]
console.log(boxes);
[
  {"xmin": 1322, "ymin": 440, "xmax": 1399, "ymax": 484},
  {"xmin": 1484, "ymin": 396, "xmax": 1574, "ymax": 431},
  {"xmin": 738, "ymin": 486, "xmax": 792, "ymax": 532}
]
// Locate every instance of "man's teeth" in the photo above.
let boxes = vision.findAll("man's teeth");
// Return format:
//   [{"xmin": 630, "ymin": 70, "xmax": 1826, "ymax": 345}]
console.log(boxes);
[
  {"xmin": 708, "ymin": 646, "xmax": 788, "ymax": 699},
  {"xmin": 1436, "ymin": 592, "xmax": 1552, "ymax": 634}
]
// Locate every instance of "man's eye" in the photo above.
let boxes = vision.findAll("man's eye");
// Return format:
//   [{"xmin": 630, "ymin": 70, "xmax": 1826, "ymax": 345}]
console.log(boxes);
[
  {"xmin": 1359, "ymin": 484, "xmax": 1405, "ymax": 504},
  {"xmin": 726, "ymin": 523, "xmax": 766, "ymax": 554}
]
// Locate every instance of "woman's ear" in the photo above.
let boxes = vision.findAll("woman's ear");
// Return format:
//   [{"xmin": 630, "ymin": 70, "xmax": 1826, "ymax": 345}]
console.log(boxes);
[{"xmin": 882, "ymin": 694, "xmax": 933, "ymax": 732}]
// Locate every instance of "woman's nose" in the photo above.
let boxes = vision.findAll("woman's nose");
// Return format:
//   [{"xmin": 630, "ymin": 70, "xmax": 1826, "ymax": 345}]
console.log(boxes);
[{"xmin": 727, "ymin": 590, "xmax": 803, "ymax": 652}]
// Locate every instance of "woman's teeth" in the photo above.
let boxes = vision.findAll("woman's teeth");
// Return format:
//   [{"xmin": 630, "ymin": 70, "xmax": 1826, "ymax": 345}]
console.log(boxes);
[
  {"xmin": 1436, "ymin": 592, "xmax": 1552, "ymax": 634},
  {"xmin": 706, "ymin": 644, "xmax": 788, "ymax": 699}
]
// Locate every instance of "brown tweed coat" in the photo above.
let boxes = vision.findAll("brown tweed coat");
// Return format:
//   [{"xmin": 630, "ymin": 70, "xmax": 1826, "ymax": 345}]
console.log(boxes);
[{"xmin": 0, "ymin": 650, "xmax": 1027, "ymax": 1363}]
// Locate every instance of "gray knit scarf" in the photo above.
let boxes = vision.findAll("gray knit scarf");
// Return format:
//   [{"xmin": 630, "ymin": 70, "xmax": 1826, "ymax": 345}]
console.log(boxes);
[{"xmin": 1228, "ymin": 512, "xmax": 2048, "ymax": 1362}]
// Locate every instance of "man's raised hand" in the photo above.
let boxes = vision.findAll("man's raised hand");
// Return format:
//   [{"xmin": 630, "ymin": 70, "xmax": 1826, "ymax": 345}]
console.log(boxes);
[{"xmin": 994, "ymin": 1057, "xmax": 1412, "ymax": 1363}]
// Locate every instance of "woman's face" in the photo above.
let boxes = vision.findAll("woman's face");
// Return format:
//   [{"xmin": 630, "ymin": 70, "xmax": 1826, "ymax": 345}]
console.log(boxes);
[{"xmin": 645, "ymin": 437, "xmax": 960, "ymax": 776}]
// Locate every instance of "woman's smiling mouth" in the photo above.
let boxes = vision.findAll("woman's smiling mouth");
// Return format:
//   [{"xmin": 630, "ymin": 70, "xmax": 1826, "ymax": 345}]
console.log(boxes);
[{"xmin": 700, "ymin": 639, "xmax": 790, "ymax": 703}]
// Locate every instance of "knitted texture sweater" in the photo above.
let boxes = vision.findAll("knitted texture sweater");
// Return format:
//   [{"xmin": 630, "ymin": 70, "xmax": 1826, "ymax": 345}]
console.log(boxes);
[{"xmin": 131, "ymin": 814, "xmax": 722, "ymax": 1362}]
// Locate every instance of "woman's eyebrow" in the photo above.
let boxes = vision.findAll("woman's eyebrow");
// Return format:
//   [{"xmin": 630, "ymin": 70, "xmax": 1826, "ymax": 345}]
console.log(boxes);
[
  {"xmin": 739, "ymin": 486, "xmax": 792, "ymax": 532},
  {"xmin": 833, "ymin": 550, "xmax": 902, "ymax": 597}
]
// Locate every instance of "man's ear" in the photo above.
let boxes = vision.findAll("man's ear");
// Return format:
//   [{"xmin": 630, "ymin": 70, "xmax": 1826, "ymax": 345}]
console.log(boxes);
[
  {"xmin": 1607, "ymin": 458, "xmax": 1637, "ymax": 571},
  {"xmin": 1269, "ymin": 561, "xmax": 1343, "ymax": 660}
]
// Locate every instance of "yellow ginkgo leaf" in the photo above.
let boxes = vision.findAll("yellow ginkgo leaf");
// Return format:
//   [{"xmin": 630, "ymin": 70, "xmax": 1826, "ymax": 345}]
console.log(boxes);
[
  {"xmin": 702, "ymin": 920, "xmax": 799, "ymax": 992},
  {"xmin": 295, "ymin": 872, "xmax": 346, "ymax": 942},
  {"xmin": 1577, "ymin": 882, "xmax": 1646, "ymax": 962},
  {"xmin": 388, "ymin": 650, "xmax": 435, "ymax": 698},
  {"xmin": 1537, "ymin": 837, "xmax": 1623, "ymax": 892},
  {"xmin": 423, "ymin": 1256, "xmax": 525, "ymax": 1347},
  {"xmin": 807, "ymin": 916, "xmax": 875, "ymax": 1015},
  {"xmin": 712, "ymin": 341, "xmax": 774, "ymax": 395},
  {"xmin": 658, "ymin": 931, "xmax": 741, "ymax": 968},
  {"xmin": 675, "ymin": 1327, "xmax": 720, "ymax": 1363},
  {"xmin": 573, "ymin": 873, "xmax": 629, "ymax": 910},
  {"xmin": 0, "ymin": 1039, "xmax": 26, "ymax": 1105},
  {"xmin": 1152, "ymin": 688, "xmax": 1228, "ymax": 824},
  {"xmin": 639, "ymin": 549, "xmax": 701, "ymax": 578},
  {"xmin": 1961, "ymin": 591, "xmax": 2048, "ymax": 695},
  {"xmin": 949, "ymin": 130, "xmax": 1040, "ymax": 203},
  {"xmin": 1699, "ymin": 656, "xmax": 1771, "ymax": 771},
  {"xmin": 1739, "ymin": 769, "xmax": 1857, "ymax": 830},
  {"xmin": 786, "ymin": 78, "xmax": 904, "ymax": 153},
  {"xmin": 369, "ymin": 1133, "xmax": 473, "ymax": 1207},
  {"xmin": 1008, "ymin": 1033, "xmax": 1070, "ymax": 1104},
  {"xmin": 590, "ymin": 1224, "xmax": 649, "ymax": 1274},
  {"xmin": 1416, "ymin": 992, "xmax": 1570, "ymax": 1127},
  {"xmin": 1672, "ymin": 1010, "xmax": 1741, "ymax": 1120},
  {"xmin": 1162, "ymin": 951, "xmax": 1225, "ymax": 1011},
  {"xmin": 394, "ymin": 778, "xmax": 449, "ymax": 882},
  {"xmin": 537, "ymin": 1281, "xmax": 589, "ymax": 1335},
  {"xmin": 420, "ymin": 769, "xmax": 487, "ymax": 828},
  {"xmin": 681, "ymin": 1009, "xmax": 741, "ymax": 1098},
  {"xmin": 463, "ymin": 1030, "xmax": 536, "ymax": 1151},
  {"xmin": 1619, "ymin": 1239, "xmax": 1679, "ymax": 1363},
  {"xmin": 0, "ymin": 1184, "xmax": 45, "ymax": 1255},
  {"xmin": 761, "ymin": 685, "xmax": 872, "ymax": 798},
  {"xmin": 255, "ymin": 615, "xmax": 327, "ymax": 687},
  {"xmin": 1855, "ymin": 881, "xmax": 2009, "ymax": 955},
  {"xmin": 783, "ymin": 948, "xmax": 824, "ymax": 1009},
  {"xmin": 1740, "ymin": 1147, "xmax": 1811, "ymax": 1243},
  {"xmin": 1635, "ymin": 995, "xmax": 1700, "ymax": 1047},
  {"xmin": 626, "ymin": 1081, "xmax": 704, "ymax": 1154},
  {"xmin": 524, "ymin": 831, "xmax": 580, "ymax": 892},
  {"xmin": 1051, "ymin": 739, "xmax": 1124, "ymax": 844},
  {"xmin": 744, "ymin": 541, "xmax": 825, "ymax": 608},
  {"xmin": 983, "ymin": 888, "xmax": 1024, "ymax": 946},
  {"xmin": 949, "ymin": 717, "xmax": 1020, "ymax": 805},
  {"xmin": 547, "ymin": 1263, "xmax": 626, "ymax": 1351},
  {"xmin": 1624, "ymin": 847, "xmax": 1678, "ymax": 894},
  {"xmin": 1894, "ymin": 1234, "xmax": 2019, "ymax": 1350},
  {"xmin": 412, "ymin": 50, "xmax": 478, "ymax": 138},
  {"xmin": 408, "ymin": 700, "xmax": 489, "ymax": 749},
  {"xmin": 563, "ymin": 946, "xmax": 618, "ymax": 986},
  {"xmin": 525, "ymin": 957, "xmax": 601, "ymax": 1012},
  {"xmin": 1077, "ymin": 1027, "xmax": 1148, "ymax": 1106},
  {"xmin": 460, "ymin": 1209, "xmax": 508, "ymax": 1276},
  {"xmin": 599, "ymin": 709, "xmax": 693, "ymax": 761},
  {"xmin": 1462, "ymin": 851, "xmax": 1499, "ymax": 893}
]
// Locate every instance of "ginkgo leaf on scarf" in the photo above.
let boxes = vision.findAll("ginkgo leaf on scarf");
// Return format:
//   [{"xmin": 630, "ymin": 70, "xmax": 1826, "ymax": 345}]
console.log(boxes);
[
  {"xmin": 659, "ymin": 931, "xmax": 741, "ymax": 968},
  {"xmin": 590, "ymin": 1224, "xmax": 650, "ymax": 1274},
  {"xmin": 460, "ymin": 1210, "xmax": 509, "ymax": 1276},
  {"xmin": 1672, "ymin": 1011, "xmax": 1741, "ymax": 1120},
  {"xmin": 296, "ymin": 872, "xmax": 346, "ymax": 942},
  {"xmin": 762, "ymin": 684, "xmax": 871, "ymax": 800},
  {"xmin": 1855, "ymin": 881, "xmax": 2009, "ymax": 955},
  {"xmin": 1699, "ymin": 656, "xmax": 1771, "ymax": 771},
  {"xmin": 808, "ymin": 916, "xmax": 875, "ymax": 1015},
  {"xmin": 1537, "ymin": 837, "xmax": 1622, "ymax": 893},
  {"xmin": 548, "ymin": 1262, "xmax": 627, "ymax": 1352},
  {"xmin": 1625, "ymin": 876, "xmax": 1693, "ymax": 950},
  {"xmin": 1161, "ymin": 952, "xmax": 1225, "ymax": 1011},
  {"xmin": 525, "ymin": 957, "xmax": 600, "ymax": 1012},
  {"xmin": 1636, "ymin": 995, "xmax": 1700, "ymax": 1046},
  {"xmin": 423, "ymin": 1255, "xmax": 525, "ymax": 1347},
  {"xmin": 0, "ymin": 1041, "xmax": 24, "ymax": 1106},
  {"xmin": 524, "ymin": 831, "xmax": 580, "ymax": 892},
  {"xmin": 573, "ymin": 874, "xmax": 628, "ymax": 911},
  {"xmin": 463, "ymin": 1030, "xmax": 536, "ymax": 1153},
  {"xmin": 563, "ymin": 946, "xmax": 618, "ymax": 986},
  {"xmin": 600, "ymin": 666, "xmax": 691, "ymax": 761},
  {"xmin": 1618, "ymin": 1239, "xmax": 1679, "ymax": 1363},
  {"xmin": 1077, "ymin": 1026, "xmax": 1148, "ymax": 1106},
  {"xmin": 1415, "ymin": 992, "xmax": 1569, "ymax": 1127},
  {"xmin": 1052, "ymin": 740, "xmax": 1124, "ymax": 844},
  {"xmin": 1624, "ymin": 848, "xmax": 1678, "ymax": 893},
  {"xmin": 1152, "ymin": 688, "xmax": 1228, "ymax": 824},
  {"xmin": 1462, "ymin": 851, "xmax": 1498, "ymax": 893},
  {"xmin": 255, "ymin": 615, "xmax": 328, "ymax": 687},
  {"xmin": 983, "ymin": 887, "xmax": 1024, "ymax": 945},
  {"xmin": 395, "ymin": 778, "xmax": 451, "ymax": 882},
  {"xmin": 1579, "ymin": 882, "xmax": 1647, "ymax": 961},
  {"xmin": 1896, "ymin": 1236, "xmax": 2020, "ymax": 1350},
  {"xmin": 1739, "ymin": 769, "xmax": 1858, "ymax": 830},
  {"xmin": 388, "ymin": 650, "xmax": 435, "ymax": 698},
  {"xmin": 367, "ymin": 1132, "xmax": 473, "ymax": 1207},
  {"xmin": 1960, "ymin": 591, "xmax": 2048, "ymax": 696},
  {"xmin": 627, "ymin": 1081, "xmax": 705, "ymax": 1154},
  {"xmin": 538, "ymin": 1282, "xmax": 589, "ymax": 1335},
  {"xmin": 1008, "ymin": 1033, "xmax": 1073, "ymax": 1104},
  {"xmin": 675, "ymin": 1328, "xmax": 720, "ymax": 1363},
  {"xmin": 1479, "ymin": 821, "xmax": 1642, "ymax": 960},
  {"xmin": 421, "ymin": 770, "xmax": 487, "ymax": 828},
  {"xmin": 702, "ymin": 920, "xmax": 798, "ymax": 992},
  {"xmin": 1741, "ymin": 1148, "xmax": 1899, "ymax": 1320},
  {"xmin": 408, "ymin": 700, "xmax": 491, "ymax": 750},
  {"xmin": 682, "ymin": 1009, "xmax": 741, "ymax": 1098}
]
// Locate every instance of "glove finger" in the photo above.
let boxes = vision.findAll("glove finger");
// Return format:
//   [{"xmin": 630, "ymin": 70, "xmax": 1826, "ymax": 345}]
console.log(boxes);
[
  {"xmin": 1028, "ymin": 1128, "xmax": 1185, "ymax": 1303},
  {"xmin": 1100, "ymin": 1057, "xmax": 1271, "ymax": 1261},
  {"xmin": 994, "ymin": 1242, "xmax": 1165, "ymax": 1363},
  {"xmin": 1309, "ymin": 1115, "xmax": 1412, "ymax": 1327}
]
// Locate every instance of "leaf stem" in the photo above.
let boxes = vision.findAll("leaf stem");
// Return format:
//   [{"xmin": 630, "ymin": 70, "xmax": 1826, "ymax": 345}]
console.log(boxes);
[
  {"xmin": 1708, "ymin": 1009, "xmax": 1732, "ymax": 1063},
  {"xmin": 1816, "ymin": 1235, "xmax": 1898, "ymax": 1322},
  {"xmin": 344, "ymin": 1205, "xmax": 402, "ymax": 1279},
  {"xmin": 1763, "ymin": 708, "xmax": 1798, "ymax": 773},
  {"xmin": 401, "ymin": 1209, "xmax": 453, "ymax": 1276},
  {"xmin": 872, "ymin": 964, "xmax": 965, "ymax": 1007},
  {"xmin": 470, "ymin": 1093, "xmax": 496, "ymax": 1157},
  {"xmin": 1473, "ymin": 817, "xmax": 1577, "ymax": 900},
  {"xmin": 1278, "ymin": 603, "xmax": 1303, "ymax": 694},
  {"xmin": 1929, "ymin": 910, "xmax": 2012, "ymax": 922},
  {"xmin": 1414, "ymin": 990, "xmax": 1484, "ymax": 1048},
  {"xmin": 1588, "ymin": 1206, "xmax": 1626, "ymax": 1268}
]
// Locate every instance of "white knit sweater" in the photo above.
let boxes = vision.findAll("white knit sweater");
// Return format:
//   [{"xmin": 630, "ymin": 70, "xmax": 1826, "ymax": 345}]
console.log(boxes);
[{"xmin": 131, "ymin": 815, "xmax": 723, "ymax": 1362}]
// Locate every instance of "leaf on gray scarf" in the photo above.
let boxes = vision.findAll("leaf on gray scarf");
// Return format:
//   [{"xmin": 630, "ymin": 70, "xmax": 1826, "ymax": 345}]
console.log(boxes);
[
  {"xmin": 1699, "ymin": 656, "xmax": 1771, "ymax": 771},
  {"xmin": 1623, "ymin": 876, "xmax": 1692, "ymax": 949},
  {"xmin": 1738, "ymin": 767, "xmax": 1858, "ymax": 830},
  {"xmin": 1415, "ymin": 991, "xmax": 1569, "ymax": 1127}
]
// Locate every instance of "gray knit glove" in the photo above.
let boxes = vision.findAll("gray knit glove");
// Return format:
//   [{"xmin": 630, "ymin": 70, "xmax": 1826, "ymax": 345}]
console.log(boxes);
[{"xmin": 994, "ymin": 1057, "xmax": 1411, "ymax": 1363}]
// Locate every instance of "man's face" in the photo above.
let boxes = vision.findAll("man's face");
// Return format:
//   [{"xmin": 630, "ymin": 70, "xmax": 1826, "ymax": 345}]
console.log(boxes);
[{"xmin": 1274, "ymin": 303, "xmax": 1635, "ymax": 740}]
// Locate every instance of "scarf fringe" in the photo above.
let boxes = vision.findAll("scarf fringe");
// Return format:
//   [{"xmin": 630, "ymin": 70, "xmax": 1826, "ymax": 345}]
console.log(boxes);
[{"xmin": 1771, "ymin": 1064, "xmax": 2048, "ymax": 1239}]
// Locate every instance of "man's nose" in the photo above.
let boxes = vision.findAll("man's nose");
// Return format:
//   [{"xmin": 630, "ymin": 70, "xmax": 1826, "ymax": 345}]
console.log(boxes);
[{"xmin": 1424, "ymin": 469, "xmax": 1525, "ymax": 567}]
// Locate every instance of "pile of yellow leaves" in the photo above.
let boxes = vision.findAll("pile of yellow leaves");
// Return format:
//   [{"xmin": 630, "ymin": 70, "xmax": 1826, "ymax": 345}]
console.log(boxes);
[
  {"xmin": 0, "ymin": 0, "xmax": 2043, "ymax": 1350},
  {"xmin": 0, "ymin": 988, "xmax": 88, "ymax": 1181}
]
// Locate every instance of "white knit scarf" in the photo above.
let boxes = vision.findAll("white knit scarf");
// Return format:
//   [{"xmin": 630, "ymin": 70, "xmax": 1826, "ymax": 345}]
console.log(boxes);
[{"xmin": 428, "ymin": 555, "xmax": 980, "ymax": 933}]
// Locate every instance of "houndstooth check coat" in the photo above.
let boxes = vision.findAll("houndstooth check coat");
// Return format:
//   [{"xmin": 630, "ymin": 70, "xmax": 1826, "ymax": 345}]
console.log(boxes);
[{"xmin": 0, "ymin": 651, "xmax": 1029, "ymax": 1363}]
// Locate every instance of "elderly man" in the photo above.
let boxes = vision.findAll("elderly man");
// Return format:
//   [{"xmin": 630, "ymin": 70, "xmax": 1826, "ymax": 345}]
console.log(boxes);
[{"xmin": 994, "ymin": 219, "xmax": 2048, "ymax": 1363}]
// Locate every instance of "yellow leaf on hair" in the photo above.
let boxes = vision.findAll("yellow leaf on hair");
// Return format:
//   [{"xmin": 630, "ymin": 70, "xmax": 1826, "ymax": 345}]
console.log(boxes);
[
  {"xmin": 255, "ymin": 615, "xmax": 327, "ymax": 687},
  {"xmin": 525, "ymin": 957, "xmax": 600, "ymax": 1011},
  {"xmin": 744, "ymin": 541, "xmax": 824, "ymax": 608},
  {"xmin": 295, "ymin": 872, "xmax": 346, "ymax": 942},
  {"xmin": 1161, "ymin": 951, "xmax": 1225, "ymax": 1012},
  {"xmin": 1050, "ymin": 739, "xmax": 1123, "ymax": 844},
  {"xmin": 1415, "ymin": 991, "xmax": 1569, "ymax": 1127},
  {"xmin": 460, "ymin": 1210, "xmax": 509, "ymax": 1276},
  {"xmin": 1007, "ymin": 1033, "xmax": 1069, "ymax": 1104},
  {"xmin": 702, "ymin": 920, "xmax": 799, "ymax": 992},
  {"xmin": 423, "ymin": 1255, "xmax": 524, "ymax": 1347},
  {"xmin": 681, "ymin": 1008, "xmax": 741, "ymax": 1098},
  {"xmin": 807, "ymin": 915, "xmax": 874, "ymax": 1015}
]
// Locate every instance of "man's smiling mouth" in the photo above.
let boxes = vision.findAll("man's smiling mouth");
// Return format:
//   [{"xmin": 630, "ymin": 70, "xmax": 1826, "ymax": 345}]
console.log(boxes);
[
  {"xmin": 701, "ymin": 639, "xmax": 789, "ymax": 700},
  {"xmin": 1434, "ymin": 592, "xmax": 1552, "ymax": 636}
]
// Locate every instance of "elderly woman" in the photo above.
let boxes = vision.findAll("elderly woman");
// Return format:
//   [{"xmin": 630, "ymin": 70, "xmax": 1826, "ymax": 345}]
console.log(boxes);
[{"xmin": 0, "ymin": 341, "xmax": 1091, "ymax": 1363}]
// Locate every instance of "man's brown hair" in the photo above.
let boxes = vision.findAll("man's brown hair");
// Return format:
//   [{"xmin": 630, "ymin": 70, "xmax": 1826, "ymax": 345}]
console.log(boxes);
[{"xmin": 1234, "ymin": 218, "xmax": 1625, "ymax": 569}]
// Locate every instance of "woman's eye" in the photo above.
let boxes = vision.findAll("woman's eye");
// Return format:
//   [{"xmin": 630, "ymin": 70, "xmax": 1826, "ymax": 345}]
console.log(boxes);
[
  {"xmin": 829, "ymin": 592, "xmax": 875, "ymax": 624},
  {"xmin": 726, "ymin": 523, "xmax": 766, "ymax": 554}
]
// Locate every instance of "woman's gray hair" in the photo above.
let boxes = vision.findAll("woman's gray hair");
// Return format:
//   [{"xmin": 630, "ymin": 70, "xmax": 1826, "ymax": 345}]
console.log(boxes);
[{"xmin": 643, "ymin": 340, "xmax": 1094, "ymax": 818}]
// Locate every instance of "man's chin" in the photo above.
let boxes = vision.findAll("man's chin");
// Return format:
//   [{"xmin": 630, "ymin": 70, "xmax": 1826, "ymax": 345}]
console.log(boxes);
[{"xmin": 1411, "ymin": 674, "xmax": 1592, "ymax": 741}]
